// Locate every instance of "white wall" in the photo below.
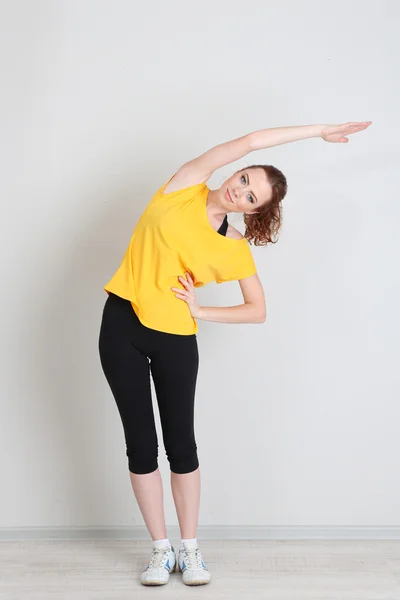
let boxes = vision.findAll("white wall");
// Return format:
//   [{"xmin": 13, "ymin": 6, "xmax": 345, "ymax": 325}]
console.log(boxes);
[{"xmin": 1, "ymin": 0, "xmax": 399, "ymax": 536}]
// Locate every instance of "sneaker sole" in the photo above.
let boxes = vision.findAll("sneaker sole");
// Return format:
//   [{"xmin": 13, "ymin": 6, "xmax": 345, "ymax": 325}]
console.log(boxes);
[
  {"xmin": 141, "ymin": 561, "xmax": 176, "ymax": 585},
  {"xmin": 182, "ymin": 579, "xmax": 211, "ymax": 586},
  {"xmin": 177, "ymin": 562, "xmax": 211, "ymax": 585}
]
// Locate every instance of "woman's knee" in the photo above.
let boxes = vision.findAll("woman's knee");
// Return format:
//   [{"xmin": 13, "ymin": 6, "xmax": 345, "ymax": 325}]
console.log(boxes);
[
  {"xmin": 166, "ymin": 442, "xmax": 199, "ymax": 474},
  {"xmin": 127, "ymin": 448, "xmax": 158, "ymax": 475}
]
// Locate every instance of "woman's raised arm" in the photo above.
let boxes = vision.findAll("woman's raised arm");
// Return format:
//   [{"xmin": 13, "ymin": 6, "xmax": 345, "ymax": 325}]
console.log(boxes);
[
  {"xmin": 250, "ymin": 121, "xmax": 371, "ymax": 151},
  {"xmin": 165, "ymin": 121, "xmax": 372, "ymax": 191},
  {"xmin": 179, "ymin": 134, "xmax": 253, "ymax": 180}
]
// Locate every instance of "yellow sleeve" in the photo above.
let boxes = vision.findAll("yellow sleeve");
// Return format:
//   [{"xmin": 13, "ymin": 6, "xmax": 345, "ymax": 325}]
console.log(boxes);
[{"xmin": 215, "ymin": 242, "xmax": 257, "ymax": 284}]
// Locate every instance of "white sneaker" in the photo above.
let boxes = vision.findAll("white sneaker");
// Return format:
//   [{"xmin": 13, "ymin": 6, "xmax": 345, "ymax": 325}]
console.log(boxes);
[
  {"xmin": 140, "ymin": 544, "xmax": 176, "ymax": 586},
  {"xmin": 177, "ymin": 540, "xmax": 211, "ymax": 585}
]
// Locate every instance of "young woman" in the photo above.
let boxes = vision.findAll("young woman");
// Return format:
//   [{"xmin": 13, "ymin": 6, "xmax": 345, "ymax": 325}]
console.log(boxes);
[{"xmin": 98, "ymin": 120, "xmax": 372, "ymax": 586}]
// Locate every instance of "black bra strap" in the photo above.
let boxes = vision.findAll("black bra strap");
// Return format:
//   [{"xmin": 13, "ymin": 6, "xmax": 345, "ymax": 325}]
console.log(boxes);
[{"xmin": 217, "ymin": 215, "xmax": 228, "ymax": 236}]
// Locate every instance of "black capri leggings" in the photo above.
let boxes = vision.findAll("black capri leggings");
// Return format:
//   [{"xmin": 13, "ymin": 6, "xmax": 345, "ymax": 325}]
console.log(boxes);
[{"xmin": 98, "ymin": 292, "xmax": 200, "ymax": 475}]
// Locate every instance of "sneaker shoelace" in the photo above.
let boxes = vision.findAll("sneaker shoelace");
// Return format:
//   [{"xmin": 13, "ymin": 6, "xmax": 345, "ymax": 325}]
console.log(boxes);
[
  {"xmin": 148, "ymin": 546, "xmax": 170, "ymax": 569},
  {"xmin": 182, "ymin": 547, "xmax": 204, "ymax": 569}
]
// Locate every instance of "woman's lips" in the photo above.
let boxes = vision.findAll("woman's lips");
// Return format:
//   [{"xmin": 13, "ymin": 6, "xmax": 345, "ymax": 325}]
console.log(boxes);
[{"xmin": 226, "ymin": 188, "xmax": 234, "ymax": 203}]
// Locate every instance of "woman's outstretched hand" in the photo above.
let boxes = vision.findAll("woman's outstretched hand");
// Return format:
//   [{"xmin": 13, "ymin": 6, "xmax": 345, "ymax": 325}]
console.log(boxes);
[
  {"xmin": 171, "ymin": 272, "xmax": 203, "ymax": 319},
  {"xmin": 321, "ymin": 121, "xmax": 372, "ymax": 143}
]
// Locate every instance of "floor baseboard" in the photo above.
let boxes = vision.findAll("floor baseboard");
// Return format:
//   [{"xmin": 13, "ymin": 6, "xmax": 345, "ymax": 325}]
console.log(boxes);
[{"xmin": 1, "ymin": 525, "xmax": 399, "ymax": 541}]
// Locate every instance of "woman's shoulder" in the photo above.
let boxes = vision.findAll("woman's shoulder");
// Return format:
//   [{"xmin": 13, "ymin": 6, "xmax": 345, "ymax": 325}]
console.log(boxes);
[
  {"xmin": 226, "ymin": 225, "xmax": 244, "ymax": 240},
  {"xmin": 162, "ymin": 168, "xmax": 209, "ymax": 195}
]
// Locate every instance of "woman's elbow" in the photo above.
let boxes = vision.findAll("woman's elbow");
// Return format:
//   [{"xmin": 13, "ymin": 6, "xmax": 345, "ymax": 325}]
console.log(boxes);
[
  {"xmin": 245, "ymin": 301, "xmax": 266, "ymax": 323},
  {"xmin": 254, "ymin": 305, "xmax": 267, "ymax": 323}
]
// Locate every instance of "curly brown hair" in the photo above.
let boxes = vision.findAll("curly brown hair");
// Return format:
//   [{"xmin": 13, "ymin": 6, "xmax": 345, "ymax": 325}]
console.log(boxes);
[{"xmin": 239, "ymin": 165, "xmax": 287, "ymax": 246}]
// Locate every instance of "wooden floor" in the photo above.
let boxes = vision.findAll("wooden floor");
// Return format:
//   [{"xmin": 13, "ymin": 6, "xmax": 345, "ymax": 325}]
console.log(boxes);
[{"xmin": 1, "ymin": 539, "xmax": 399, "ymax": 599}]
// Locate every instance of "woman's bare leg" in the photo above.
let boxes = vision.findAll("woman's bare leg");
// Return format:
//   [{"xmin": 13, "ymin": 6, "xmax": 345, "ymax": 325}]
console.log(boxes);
[
  {"xmin": 170, "ymin": 467, "xmax": 201, "ymax": 538},
  {"xmin": 129, "ymin": 468, "xmax": 167, "ymax": 540}
]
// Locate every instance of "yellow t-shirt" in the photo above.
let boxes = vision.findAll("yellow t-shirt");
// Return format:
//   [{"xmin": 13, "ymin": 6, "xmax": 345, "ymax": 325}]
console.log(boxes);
[{"xmin": 104, "ymin": 177, "xmax": 257, "ymax": 335}]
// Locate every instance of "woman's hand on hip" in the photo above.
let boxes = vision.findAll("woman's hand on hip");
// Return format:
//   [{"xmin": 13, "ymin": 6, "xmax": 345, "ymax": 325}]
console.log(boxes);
[
  {"xmin": 171, "ymin": 273, "xmax": 203, "ymax": 318},
  {"xmin": 321, "ymin": 121, "xmax": 372, "ymax": 143}
]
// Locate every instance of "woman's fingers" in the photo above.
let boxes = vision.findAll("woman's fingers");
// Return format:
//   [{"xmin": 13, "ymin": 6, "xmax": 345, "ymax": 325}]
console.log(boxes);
[
  {"xmin": 172, "ymin": 287, "xmax": 188, "ymax": 297},
  {"xmin": 342, "ymin": 121, "xmax": 371, "ymax": 132},
  {"xmin": 322, "ymin": 121, "xmax": 371, "ymax": 143},
  {"xmin": 182, "ymin": 272, "xmax": 193, "ymax": 284},
  {"xmin": 178, "ymin": 276, "xmax": 189, "ymax": 290},
  {"xmin": 178, "ymin": 274, "xmax": 193, "ymax": 289},
  {"xmin": 172, "ymin": 274, "xmax": 194, "ymax": 299}
]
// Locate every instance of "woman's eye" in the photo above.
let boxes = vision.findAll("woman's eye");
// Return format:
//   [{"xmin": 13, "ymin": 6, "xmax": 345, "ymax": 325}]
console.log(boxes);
[{"xmin": 241, "ymin": 174, "xmax": 253, "ymax": 202}]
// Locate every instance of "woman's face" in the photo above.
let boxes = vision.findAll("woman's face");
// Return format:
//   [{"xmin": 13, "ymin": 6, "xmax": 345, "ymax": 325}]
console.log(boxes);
[{"xmin": 221, "ymin": 168, "xmax": 272, "ymax": 214}]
